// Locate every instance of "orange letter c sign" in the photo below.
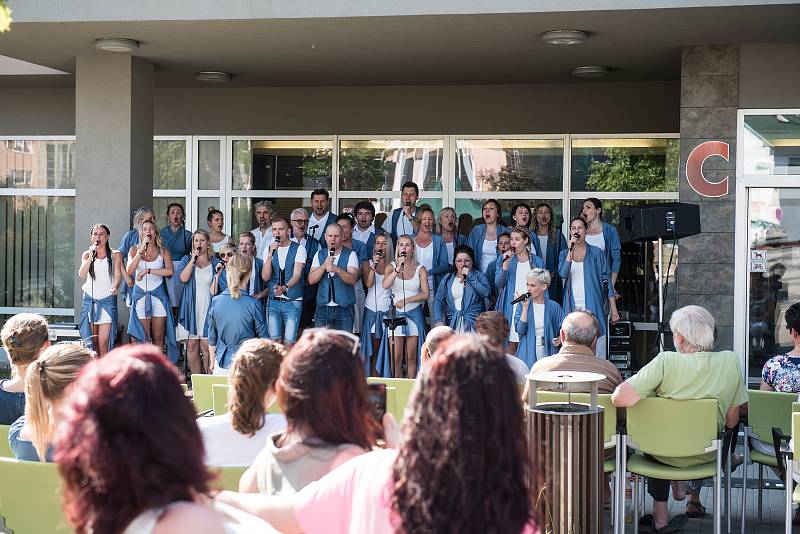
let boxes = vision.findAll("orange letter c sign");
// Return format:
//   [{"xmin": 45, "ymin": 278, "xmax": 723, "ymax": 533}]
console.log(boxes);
[{"xmin": 685, "ymin": 141, "xmax": 730, "ymax": 198}]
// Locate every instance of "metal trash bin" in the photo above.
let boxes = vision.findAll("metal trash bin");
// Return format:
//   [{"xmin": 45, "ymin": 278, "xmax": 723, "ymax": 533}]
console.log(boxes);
[{"xmin": 527, "ymin": 371, "xmax": 606, "ymax": 534}]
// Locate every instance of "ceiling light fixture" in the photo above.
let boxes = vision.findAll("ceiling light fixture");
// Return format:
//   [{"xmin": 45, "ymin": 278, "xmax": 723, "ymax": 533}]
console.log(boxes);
[
  {"xmin": 572, "ymin": 66, "xmax": 612, "ymax": 78},
  {"xmin": 541, "ymin": 30, "xmax": 588, "ymax": 46},
  {"xmin": 94, "ymin": 38, "xmax": 140, "ymax": 53},
  {"xmin": 196, "ymin": 71, "xmax": 233, "ymax": 83}
]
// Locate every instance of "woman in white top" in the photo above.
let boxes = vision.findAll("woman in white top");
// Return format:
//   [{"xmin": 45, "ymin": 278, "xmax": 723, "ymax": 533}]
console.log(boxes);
[
  {"xmin": 207, "ymin": 208, "xmax": 233, "ymax": 255},
  {"xmin": 78, "ymin": 223, "xmax": 122, "ymax": 356},
  {"xmin": 361, "ymin": 234, "xmax": 393, "ymax": 376},
  {"xmin": 413, "ymin": 206, "xmax": 449, "ymax": 323},
  {"xmin": 436, "ymin": 207, "xmax": 464, "ymax": 266},
  {"xmin": 515, "ymin": 269, "xmax": 564, "ymax": 366},
  {"xmin": 176, "ymin": 230, "xmax": 221, "ymax": 374},
  {"xmin": 466, "ymin": 199, "xmax": 509, "ymax": 276},
  {"xmin": 380, "ymin": 235, "xmax": 429, "ymax": 378},
  {"xmin": 126, "ymin": 221, "xmax": 179, "ymax": 362},
  {"xmin": 581, "ymin": 197, "xmax": 622, "ymax": 294},
  {"xmin": 198, "ymin": 339, "xmax": 288, "ymax": 468},
  {"xmin": 531, "ymin": 202, "xmax": 568, "ymax": 304}
]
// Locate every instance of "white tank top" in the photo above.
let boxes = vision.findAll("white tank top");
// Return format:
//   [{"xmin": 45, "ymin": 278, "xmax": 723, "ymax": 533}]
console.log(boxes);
[
  {"xmin": 391, "ymin": 263, "xmax": 422, "ymax": 312},
  {"xmin": 585, "ymin": 232, "xmax": 605, "ymax": 251},
  {"xmin": 135, "ymin": 254, "xmax": 165, "ymax": 291},
  {"xmin": 570, "ymin": 260, "xmax": 586, "ymax": 309},
  {"xmin": 366, "ymin": 272, "xmax": 391, "ymax": 312},
  {"xmin": 451, "ymin": 276, "xmax": 464, "ymax": 311},
  {"xmin": 82, "ymin": 257, "xmax": 114, "ymax": 299}
]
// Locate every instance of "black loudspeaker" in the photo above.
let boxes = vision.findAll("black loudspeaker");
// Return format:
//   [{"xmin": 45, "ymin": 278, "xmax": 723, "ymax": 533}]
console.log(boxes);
[{"xmin": 619, "ymin": 202, "xmax": 701, "ymax": 242}]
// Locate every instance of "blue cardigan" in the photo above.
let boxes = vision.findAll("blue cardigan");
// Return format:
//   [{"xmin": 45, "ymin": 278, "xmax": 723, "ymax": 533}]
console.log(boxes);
[
  {"xmin": 127, "ymin": 283, "xmax": 179, "ymax": 363},
  {"xmin": 466, "ymin": 223, "xmax": 509, "ymax": 275},
  {"xmin": 598, "ymin": 222, "xmax": 622, "ymax": 275},
  {"xmin": 375, "ymin": 305, "xmax": 427, "ymax": 377},
  {"xmin": 78, "ymin": 293, "xmax": 118, "ymax": 353},
  {"xmin": 557, "ymin": 244, "xmax": 614, "ymax": 336},
  {"xmin": 494, "ymin": 253, "xmax": 545, "ymax": 319},
  {"xmin": 434, "ymin": 271, "xmax": 490, "ymax": 332},
  {"xmin": 177, "ymin": 255, "xmax": 222, "ymax": 336},
  {"xmin": 514, "ymin": 297, "xmax": 564, "ymax": 367},
  {"xmin": 531, "ymin": 231, "xmax": 568, "ymax": 304}
]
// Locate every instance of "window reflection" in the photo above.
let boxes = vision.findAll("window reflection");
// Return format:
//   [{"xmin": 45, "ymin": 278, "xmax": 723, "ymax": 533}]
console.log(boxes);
[
  {"xmin": 743, "ymin": 114, "xmax": 800, "ymax": 175},
  {"xmin": 338, "ymin": 140, "xmax": 443, "ymax": 192},
  {"xmin": 232, "ymin": 140, "xmax": 332, "ymax": 191},
  {"xmin": 0, "ymin": 140, "xmax": 75, "ymax": 189},
  {"xmin": 153, "ymin": 140, "xmax": 186, "ymax": 190},
  {"xmin": 571, "ymin": 138, "xmax": 678, "ymax": 192},
  {"xmin": 455, "ymin": 139, "xmax": 563, "ymax": 192}
]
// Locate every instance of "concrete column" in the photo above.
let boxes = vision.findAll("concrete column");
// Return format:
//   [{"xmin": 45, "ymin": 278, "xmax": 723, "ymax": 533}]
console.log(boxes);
[
  {"xmin": 677, "ymin": 45, "xmax": 738, "ymax": 350},
  {"xmin": 74, "ymin": 55, "xmax": 154, "ymax": 321}
]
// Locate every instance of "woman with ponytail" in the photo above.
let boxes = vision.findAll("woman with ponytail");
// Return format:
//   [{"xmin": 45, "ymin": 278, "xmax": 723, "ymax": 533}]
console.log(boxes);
[
  {"xmin": 0, "ymin": 313, "xmax": 50, "ymax": 424},
  {"xmin": 207, "ymin": 253, "xmax": 268, "ymax": 376},
  {"xmin": 9, "ymin": 344, "xmax": 94, "ymax": 461},
  {"xmin": 78, "ymin": 224, "xmax": 122, "ymax": 356}
]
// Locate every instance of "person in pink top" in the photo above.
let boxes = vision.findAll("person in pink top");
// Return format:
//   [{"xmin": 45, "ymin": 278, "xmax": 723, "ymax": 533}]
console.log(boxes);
[{"xmin": 217, "ymin": 335, "xmax": 539, "ymax": 534}]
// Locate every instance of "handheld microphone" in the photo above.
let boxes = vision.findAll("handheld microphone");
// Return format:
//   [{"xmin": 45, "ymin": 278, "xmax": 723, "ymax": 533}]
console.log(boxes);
[
  {"xmin": 309, "ymin": 224, "xmax": 319, "ymax": 238},
  {"xmin": 399, "ymin": 251, "xmax": 407, "ymax": 272},
  {"xmin": 375, "ymin": 250, "xmax": 383, "ymax": 258},
  {"xmin": 569, "ymin": 233, "xmax": 579, "ymax": 252},
  {"xmin": 328, "ymin": 247, "xmax": 335, "ymax": 278},
  {"xmin": 193, "ymin": 246, "xmax": 200, "ymax": 263},
  {"xmin": 91, "ymin": 240, "xmax": 100, "ymax": 257},
  {"xmin": 215, "ymin": 263, "xmax": 223, "ymax": 274},
  {"xmin": 511, "ymin": 293, "xmax": 531, "ymax": 305}
]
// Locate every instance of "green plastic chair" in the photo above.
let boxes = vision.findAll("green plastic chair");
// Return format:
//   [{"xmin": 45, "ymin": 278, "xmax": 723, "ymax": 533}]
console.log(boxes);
[
  {"xmin": 191, "ymin": 374, "xmax": 228, "ymax": 413},
  {"xmin": 619, "ymin": 398, "xmax": 722, "ymax": 534},
  {"xmin": 792, "ymin": 401, "xmax": 800, "ymax": 413},
  {"xmin": 367, "ymin": 377, "xmax": 415, "ymax": 421},
  {"xmin": 0, "ymin": 457, "xmax": 70, "ymax": 533},
  {"xmin": 212, "ymin": 383, "xmax": 230, "ymax": 416},
  {"xmin": 743, "ymin": 389, "xmax": 797, "ymax": 521},
  {"xmin": 210, "ymin": 466, "xmax": 248, "ymax": 492},
  {"xmin": 0, "ymin": 425, "xmax": 12, "ymax": 458}
]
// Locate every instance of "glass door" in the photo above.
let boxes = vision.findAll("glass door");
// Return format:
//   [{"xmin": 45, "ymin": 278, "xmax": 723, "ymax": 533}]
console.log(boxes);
[{"xmin": 744, "ymin": 187, "xmax": 800, "ymax": 385}]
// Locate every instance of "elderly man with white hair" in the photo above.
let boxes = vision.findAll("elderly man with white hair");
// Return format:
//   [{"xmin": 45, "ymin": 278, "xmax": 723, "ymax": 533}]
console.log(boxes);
[{"xmin": 612, "ymin": 305, "xmax": 748, "ymax": 533}]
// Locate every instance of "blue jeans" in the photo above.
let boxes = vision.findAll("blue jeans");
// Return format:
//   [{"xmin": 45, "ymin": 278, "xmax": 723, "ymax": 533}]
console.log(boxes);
[
  {"xmin": 268, "ymin": 299, "xmax": 303, "ymax": 344},
  {"xmin": 314, "ymin": 305, "xmax": 354, "ymax": 333}
]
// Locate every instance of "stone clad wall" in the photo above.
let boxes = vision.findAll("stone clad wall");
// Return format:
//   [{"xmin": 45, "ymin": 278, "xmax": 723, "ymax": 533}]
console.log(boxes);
[{"xmin": 677, "ymin": 45, "xmax": 739, "ymax": 350}]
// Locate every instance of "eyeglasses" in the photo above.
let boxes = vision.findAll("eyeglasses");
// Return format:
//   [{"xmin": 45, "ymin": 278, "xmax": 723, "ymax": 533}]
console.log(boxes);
[
  {"xmin": 292, "ymin": 219, "xmax": 309, "ymax": 225},
  {"xmin": 220, "ymin": 252, "xmax": 235, "ymax": 258},
  {"xmin": 304, "ymin": 328, "xmax": 360, "ymax": 357}
]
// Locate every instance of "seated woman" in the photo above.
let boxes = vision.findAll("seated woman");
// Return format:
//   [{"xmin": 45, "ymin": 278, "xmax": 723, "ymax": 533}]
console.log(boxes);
[
  {"xmin": 0, "ymin": 313, "xmax": 50, "ymax": 425},
  {"xmin": 238, "ymin": 329, "xmax": 375, "ymax": 495},
  {"xmin": 198, "ymin": 339, "xmax": 288, "ymax": 467},
  {"xmin": 218, "ymin": 335, "xmax": 538, "ymax": 534},
  {"xmin": 54, "ymin": 344, "xmax": 275, "ymax": 534},
  {"xmin": 433, "ymin": 245, "xmax": 490, "ymax": 333},
  {"xmin": 761, "ymin": 302, "xmax": 800, "ymax": 392},
  {"xmin": 514, "ymin": 268, "xmax": 564, "ymax": 367},
  {"xmin": 9, "ymin": 344, "xmax": 94, "ymax": 462}
]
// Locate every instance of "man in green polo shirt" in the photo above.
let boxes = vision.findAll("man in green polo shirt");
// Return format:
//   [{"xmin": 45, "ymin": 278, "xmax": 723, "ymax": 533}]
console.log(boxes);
[{"xmin": 612, "ymin": 305, "xmax": 748, "ymax": 533}]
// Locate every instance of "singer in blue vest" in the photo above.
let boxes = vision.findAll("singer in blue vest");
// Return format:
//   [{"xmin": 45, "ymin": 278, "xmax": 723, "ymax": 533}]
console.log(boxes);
[
  {"xmin": 78, "ymin": 224, "xmax": 122, "ymax": 356},
  {"xmin": 207, "ymin": 252, "xmax": 268, "ymax": 375},
  {"xmin": 307, "ymin": 188, "xmax": 337, "ymax": 245},
  {"xmin": 514, "ymin": 268, "xmax": 564, "ymax": 367},
  {"xmin": 352, "ymin": 200, "xmax": 384, "ymax": 255},
  {"xmin": 558, "ymin": 217, "xmax": 619, "ymax": 359},
  {"xmin": 466, "ymin": 199, "xmax": 509, "ymax": 277},
  {"xmin": 530, "ymin": 202, "xmax": 568, "ymax": 304},
  {"xmin": 308, "ymin": 223, "xmax": 360, "ymax": 332},
  {"xmin": 382, "ymin": 181, "xmax": 419, "ymax": 245},
  {"xmin": 160, "ymin": 202, "xmax": 193, "ymax": 310},
  {"xmin": 262, "ymin": 217, "xmax": 307, "ymax": 348},
  {"xmin": 581, "ymin": 197, "xmax": 622, "ymax": 294},
  {"xmin": 290, "ymin": 208, "xmax": 321, "ymax": 329},
  {"xmin": 433, "ymin": 245, "xmax": 489, "ymax": 333},
  {"xmin": 118, "ymin": 207, "xmax": 155, "ymax": 306},
  {"xmin": 495, "ymin": 227, "xmax": 545, "ymax": 354},
  {"xmin": 176, "ymin": 229, "xmax": 221, "ymax": 374}
]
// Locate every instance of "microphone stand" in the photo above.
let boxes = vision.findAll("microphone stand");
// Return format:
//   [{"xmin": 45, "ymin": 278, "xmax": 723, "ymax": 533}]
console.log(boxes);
[{"xmin": 382, "ymin": 291, "xmax": 407, "ymax": 378}]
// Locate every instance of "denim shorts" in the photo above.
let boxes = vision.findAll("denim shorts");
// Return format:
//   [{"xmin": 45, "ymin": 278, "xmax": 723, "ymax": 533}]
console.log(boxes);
[{"xmin": 268, "ymin": 299, "xmax": 303, "ymax": 343}]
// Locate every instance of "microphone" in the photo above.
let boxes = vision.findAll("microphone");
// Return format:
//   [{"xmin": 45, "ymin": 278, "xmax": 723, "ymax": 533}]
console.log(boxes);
[
  {"xmin": 399, "ymin": 251, "xmax": 406, "ymax": 272},
  {"xmin": 511, "ymin": 293, "xmax": 531, "ymax": 305},
  {"xmin": 569, "ymin": 233, "xmax": 579, "ymax": 252},
  {"xmin": 328, "ymin": 247, "xmax": 335, "ymax": 278},
  {"xmin": 91, "ymin": 240, "xmax": 100, "ymax": 258},
  {"xmin": 215, "ymin": 263, "xmax": 224, "ymax": 274},
  {"xmin": 193, "ymin": 246, "xmax": 201, "ymax": 262},
  {"xmin": 309, "ymin": 224, "xmax": 319, "ymax": 238}
]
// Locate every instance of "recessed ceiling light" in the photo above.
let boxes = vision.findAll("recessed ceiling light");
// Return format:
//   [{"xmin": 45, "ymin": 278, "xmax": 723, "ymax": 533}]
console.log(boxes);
[
  {"xmin": 196, "ymin": 71, "xmax": 233, "ymax": 83},
  {"xmin": 541, "ymin": 30, "xmax": 589, "ymax": 46},
  {"xmin": 572, "ymin": 66, "xmax": 612, "ymax": 78},
  {"xmin": 94, "ymin": 38, "xmax": 140, "ymax": 53}
]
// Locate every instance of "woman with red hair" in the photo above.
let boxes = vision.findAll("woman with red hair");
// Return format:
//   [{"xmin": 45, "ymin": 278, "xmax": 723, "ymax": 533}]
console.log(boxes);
[{"xmin": 54, "ymin": 344, "xmax": 276, "ymax": 534}]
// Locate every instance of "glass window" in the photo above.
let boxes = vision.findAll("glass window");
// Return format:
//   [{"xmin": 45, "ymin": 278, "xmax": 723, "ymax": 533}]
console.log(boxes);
[
  {"xmin": 571, "ymin": 138, "xmax": 679, "ymax": 192},
  {"xmin": 197, "ymin": 197, "xmax": 221, "ymax": 233},
  {"xmin": 230, "ymin": 197, "xmax": 308, "ymax": 238},
  {"xmin": 198, "ymin": 140, "xmax": 221, "ymax": 190},
  {"xmin": 743, "ymin": 114, "xmax": 800, "ymax": 175},
  {"xmin": 339, "ymin": 139, "xmax": 443, "ymax": 192},
  {"xmin": 339, "ymin": 197, "xmax": 442, "ymax": 233},
  {"xmin": 232, "ymin": 140, "xmax": 333, "ymax": 191},
  {"xmin": 454, "ymin": 139, "xmax": 563, "ymax": 192},
  {"xmin": 152, "ymin": 196, "xmax": 187, "ymax": 228},
  {"xmin": 0, "ymin": 140, "xmax": 75, "ymax": 189},
  {"xmin": 0, "ymin": 196, "xmax": 75, "ymax": 309},
  {"xmin": 455, "ymin": 198, "xmax": 563, "ymax": 235},
  {"xmin": 153, "ymin": 140, "xmax": 187, "ymax": 190}
]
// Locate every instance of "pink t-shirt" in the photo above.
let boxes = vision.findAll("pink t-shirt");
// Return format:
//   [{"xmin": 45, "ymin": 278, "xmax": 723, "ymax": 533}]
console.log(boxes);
[{"xmin": 294, "ymin": 448, "xmax": 539, "ymax": 534}]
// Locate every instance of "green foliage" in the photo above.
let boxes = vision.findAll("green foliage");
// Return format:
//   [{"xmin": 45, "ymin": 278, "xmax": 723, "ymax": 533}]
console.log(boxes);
[
  {"xmin": 585, "ymin": 140, "xmax": 679, "ymax": 193},
  {"xmin": 482, "ymin": 165, "xmax": 536, "ymax": 192},
  {"xmin": 153, "ymin": 140, "xmax": 187, "ymax": 189},
  {"xmin": 337, "ymin": 147, "xmax": 389, "ymax": 191},
  {"xmin": 0, "ymin": 0, "xmax": 11, "ymax": 33}
]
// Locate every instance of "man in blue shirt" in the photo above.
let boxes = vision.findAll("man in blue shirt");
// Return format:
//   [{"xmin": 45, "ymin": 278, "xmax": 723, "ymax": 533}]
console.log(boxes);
[{"xmin": 308, "ymin": 224, "xmax": 359, "ymax": 332}]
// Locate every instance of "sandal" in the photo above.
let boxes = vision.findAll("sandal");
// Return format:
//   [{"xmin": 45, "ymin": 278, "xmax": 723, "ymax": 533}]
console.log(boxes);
[
  {"xmin": 642, "ymin": 514, "xmax": 688, "ymax": 534},
  {"xmin": 686, "ymin": 501, "xmax": 706, "ymax": 518}
]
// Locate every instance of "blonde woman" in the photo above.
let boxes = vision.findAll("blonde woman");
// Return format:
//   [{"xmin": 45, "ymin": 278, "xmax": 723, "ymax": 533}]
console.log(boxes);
[
  {"xmin": 207, "ymin": 253, "xmax": 268, "ymax": 375},
  {"xmin": 0, "ymin": 313, "xmax": 50, "ymax": 424},
  {"xmin": 198, "ymin": 339, "xmax": 287, "ymax": 467},
  {"xmin": 9, "ymin": 344, "xmax": 94, "ymax": 461},
  {"xmin": 436, "ymin": 206, "xmax": 465, "ymax": 266},
  {"xmin": 126, "ymin": 220, "xmax": 178, "ymax": 362},
  {"xmin": 378, "ymin": 235, "xmax": 429, "ymax": 378},
  {"xmin": 211, "ymin": 243, "xmax": 237, "ymax": 295},
  {"xmin": 78, "ymin": 223, "xmax": 122, "ymax": 356},
  {"xmin": 177, "ymin": 229, "xmax": 223, "ymax": 374}
]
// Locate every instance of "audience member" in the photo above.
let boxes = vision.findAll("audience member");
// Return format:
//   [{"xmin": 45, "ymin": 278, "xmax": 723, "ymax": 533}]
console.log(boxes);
[
  {"xmin": 54, "ymin": 344, "xmax": 274, "ymax": 533},
  {"xmin": 612, "ymin": 305, "xmax": 748, "ymax": 531},
  {"xmin": 514, "ymin": 269, "xmax": 564, "ymax": 366},
  {"xmin": 238, "ymin": 330, "xmax": 374, "ymax": 495},
  {"xmin": 760, "ymin": 302, "xmax": 800, "ymax": 392},
  {"xmin": 0, "ymin": 313, "xmax": 50, "ymax": 424},
  {"xmin": 420, "ymin": 325, "xmax": 455, "ymax": 364},
  {"xmin": 218, "ymin": 335, "xmax": 537, "ymax": 534},
  {"xmin": 9, "ymin": 344, "xmax": 94, "ymax": 461},
  {"xmin": 433, "ymin": 245, "xmax": 489, "ymax": 333},
  {"xmin": 198, "ymin": 339, "xmax": 287, "ymax": 467},
  {"xmin": 475, "ymin": 311, "xmax": 530, "ymax": 384}
]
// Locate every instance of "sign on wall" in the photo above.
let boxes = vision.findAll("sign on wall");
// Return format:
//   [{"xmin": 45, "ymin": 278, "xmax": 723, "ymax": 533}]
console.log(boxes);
[{"xmin": 685, "ymin": 141, "xmax": 730, "ymax": 198}]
